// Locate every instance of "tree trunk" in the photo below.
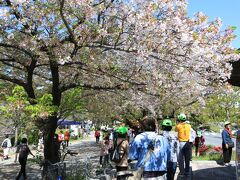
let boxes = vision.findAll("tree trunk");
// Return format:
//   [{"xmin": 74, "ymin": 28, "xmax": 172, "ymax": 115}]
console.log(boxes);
[
  {"xmin": 14, "ymin": 127, "xmax": 18, "ymax": 146},
  {"xmin": 43, "ymin": 116, "xmax": 59, "ymax": 164}
]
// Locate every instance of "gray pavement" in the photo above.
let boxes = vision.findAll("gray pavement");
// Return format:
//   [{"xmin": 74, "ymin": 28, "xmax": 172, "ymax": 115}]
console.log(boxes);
[
  {"xmin": 192, "ymin": 160, "xmax": 236, "ymax": 180},
  {"xmin": 175, "ymin": 160, "xmax": 236, "ymax": 180},
  {"xmin": 0, "ymin": 135, "xmax": 99, "ymax": 180}
]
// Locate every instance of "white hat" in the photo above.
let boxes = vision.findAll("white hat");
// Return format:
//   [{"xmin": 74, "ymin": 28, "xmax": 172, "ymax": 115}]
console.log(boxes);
[{"xmin": 224, "ymin": 121, "xmax": 231, "ymax": 126}]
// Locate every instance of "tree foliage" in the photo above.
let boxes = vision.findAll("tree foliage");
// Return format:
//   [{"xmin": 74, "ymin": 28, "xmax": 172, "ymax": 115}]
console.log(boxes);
[
  {"xmin": 0, "ymin": 86, "xmax": 29, "ymax": 127},
  {"xmin": 181, "ymin": 87, "xmax": 240, "ymax": 125}
]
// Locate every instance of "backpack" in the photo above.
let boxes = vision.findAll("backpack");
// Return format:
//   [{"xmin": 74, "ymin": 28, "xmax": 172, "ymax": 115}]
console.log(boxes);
[
  {"xmin": 19, "ymin": 144, "xmax": 29, "ymax": 159},
  {"xmin": 2, "ymin": 140, "xmax": 7, "ymax": 148},
  {"xmin": 111, "ymin": 140, "xmax": 125, "ymax": 163}
]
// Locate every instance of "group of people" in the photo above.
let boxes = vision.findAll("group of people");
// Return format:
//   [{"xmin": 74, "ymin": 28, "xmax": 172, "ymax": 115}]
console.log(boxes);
[
  {"xmin": 96, "ymin": 114, "xmax": 235, "ymax": 180},
  {"xmin": 0, "ymin": 116, "xmax": 235, "ymax": 180},
  {"xmin": 95, "ymin": 114, "xmax": 192, "ymax": 180},
  {"xmin": 57, "ymin": 129, "xmax": 71, "ymax": 147}
]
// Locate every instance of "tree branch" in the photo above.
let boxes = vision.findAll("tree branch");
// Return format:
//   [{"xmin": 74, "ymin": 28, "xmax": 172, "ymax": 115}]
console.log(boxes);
[
  {"xmin": 59, "ymin": 0, "xmax": 77, "ymax": 45},
  {"xmin": 25, "ymin": 58, "xmax": 37, "ymax": 99},
  {"xmin": 0, "ymin": 43, "xmax": 36, "ymax": 59},
  {"xmin": 47, "ymin": 49, "xmax": 61, "ymax": 106},
  {"xmin": 86, "ymin": 43, "xmax": 137, "ymax": 53},
  {"xmin": 60, "ymin": 83, "xmax": 127, "ymax": 93},
  {"xmin": 0, "ymin": 73, "xmax": 26, "ymax": 87},
  {"xmin": 1, "ymin": 61, "xmax": 25, "ymax": 71},
  {"xmin": 5, "ymin": 0, "xmax": 38, "ymax": 35}
]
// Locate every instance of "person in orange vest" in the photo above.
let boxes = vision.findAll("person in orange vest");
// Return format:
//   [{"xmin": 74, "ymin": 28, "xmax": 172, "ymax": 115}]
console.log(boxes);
[
  {"xmin": 64, "ymin": 130, "xmax": 71, "ymax": 147},
  {"xmin": 175, "ymin": 114, "xmax": 191, "ymax": 176}
]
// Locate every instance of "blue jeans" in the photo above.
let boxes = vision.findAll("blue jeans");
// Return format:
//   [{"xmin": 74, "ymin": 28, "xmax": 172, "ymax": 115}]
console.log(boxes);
[{"xmin": 167, "ymin": 162, "xmax": 177, "ymax": 180}]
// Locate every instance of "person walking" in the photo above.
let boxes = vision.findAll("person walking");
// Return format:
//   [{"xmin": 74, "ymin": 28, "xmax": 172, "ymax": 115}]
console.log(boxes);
[
  {"xmin": 222, "ymin": 121, "xmax": 234, "ymax": 166},
  {"xmin": 58, "ymin": 130, "xmax": 65, "ymax": 149},
  {"xmin": 194, "ymin": 130, "xmax": 205, "ymax": 157},
  {"xmin": 129, "ymin": 116, "xmax": 170, "ymax": 180},
  {"xmin": 95, "ymin": 129, "xmax": 101, "ymax": 143},
  {"xmin": 161, "ymin": 119, "xmax": 179, "ymax": 180},
  {"xmin": 64, "ymin": 129, "xmax": 71, "ymax": 147},
  {"xmin": 115, "ymin": 126, "xmax": 129, "ymax": 180},
  {"xmin": 15, "ymin": 138, "xmax": 35, "ymax": 180},
  {"xmin": 186, "ymin": 121, "xmax": 196, "ymax": 160},
  {"xmin": 175, "ymin": 113, "xmax": 191, "ymax": 175},
  {"xmin": 99, "ymin": 136, "xmax": 110, "ymax": 166},
  {"xmin": 1, "ymin": 135, "xmax": 12, "ymax": 160}
]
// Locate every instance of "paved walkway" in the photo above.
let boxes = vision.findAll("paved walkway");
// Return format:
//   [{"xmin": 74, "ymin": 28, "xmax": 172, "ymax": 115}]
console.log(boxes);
[
  {"xmin": 175, "ymin": 160, "xmax": 236, "ymax": 180},
  {"xmin": 0, "ymin": 135, "xmax": 99, "ymax": 180},
  {"xmin": 192, "ymin": 160, "xmax": 236, "ymax": 180}
]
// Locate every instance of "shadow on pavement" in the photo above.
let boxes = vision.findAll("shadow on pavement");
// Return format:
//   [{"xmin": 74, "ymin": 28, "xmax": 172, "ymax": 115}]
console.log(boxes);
[
  {"xmin": 176, "ymin": 174, "xmax": 192, "ymax": 180},
  {"xmin": 192, "ymin": 166, "xmax": 236, "ymax": 180},
  {"xmin": 0, "ymin": 164, "xmax": 41, "ymax": 180}
]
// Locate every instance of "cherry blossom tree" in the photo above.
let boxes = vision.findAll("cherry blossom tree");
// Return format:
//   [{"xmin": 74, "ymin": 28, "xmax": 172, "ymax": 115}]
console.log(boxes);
[{"xmin": 0, "ymin": 0, "xmax": 239, "ymax": 165}]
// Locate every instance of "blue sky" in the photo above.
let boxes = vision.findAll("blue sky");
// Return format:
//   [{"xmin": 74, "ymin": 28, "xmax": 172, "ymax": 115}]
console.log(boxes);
[{"xmin": 188, "ymin": 0, "xmax": 240, "ymax": 48}]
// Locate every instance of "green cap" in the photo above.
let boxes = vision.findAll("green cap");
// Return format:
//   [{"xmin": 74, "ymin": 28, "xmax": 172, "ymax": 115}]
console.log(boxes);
[
  {"xmin": 117, "ymin": 126, "xmax": 128, "ymax": 134},
  {"xmin": 197, "ymin": 131, "xmax": 202, "ymax": 137},
  {"xmin": 178, "ymin": 114, "xmax": 186, "ymax": 121},
  {"xmin": 162, "ymin": 119, "xmax": 173, "ymax": 127}
]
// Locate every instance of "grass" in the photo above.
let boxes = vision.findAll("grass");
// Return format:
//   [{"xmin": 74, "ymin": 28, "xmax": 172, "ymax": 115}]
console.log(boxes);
[
  {"xmin": 192, "ymin": 150, "xmax": 236, "ymax": 161},
  {"xmin": 192, "ymin": 153, "xmax": 222, "ymax": 161}
]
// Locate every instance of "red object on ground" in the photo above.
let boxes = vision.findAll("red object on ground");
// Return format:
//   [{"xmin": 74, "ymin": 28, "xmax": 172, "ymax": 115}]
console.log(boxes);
[
  {"xmin": 199, "ymin": 144, "xmax": 209, "ymax": 155},
  {"xmin": 213, "ymin": 145, "xmax": 223, "ymax": 153}
]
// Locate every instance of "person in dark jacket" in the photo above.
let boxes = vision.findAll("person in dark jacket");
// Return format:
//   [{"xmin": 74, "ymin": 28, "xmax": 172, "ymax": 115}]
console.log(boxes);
[
  {"xmin": 194, "ymin": 131, "xmax": 205, "ymax": 157},
  {"xmin": 15, "ymin": 138, "xmax": 35, "ymax": 180},
  {"xmin": 222, "ymin": 121, "xmax": 234, "ymax": 166}
]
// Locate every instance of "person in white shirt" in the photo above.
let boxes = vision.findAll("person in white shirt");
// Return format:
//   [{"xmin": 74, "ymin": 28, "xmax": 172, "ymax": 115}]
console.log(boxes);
[
  {"xmin": 1, "ymin": 135, "xmax": 12, "ymax": 160},
  {"xmin": 186, "ymin": 121, "xmax": 196, "ymax": 160}
]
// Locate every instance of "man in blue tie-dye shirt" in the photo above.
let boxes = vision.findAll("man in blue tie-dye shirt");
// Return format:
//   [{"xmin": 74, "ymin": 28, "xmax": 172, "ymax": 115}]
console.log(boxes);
[{"xmin": 129, "ymin": 117, "xmax": 170, "ymax": 179}]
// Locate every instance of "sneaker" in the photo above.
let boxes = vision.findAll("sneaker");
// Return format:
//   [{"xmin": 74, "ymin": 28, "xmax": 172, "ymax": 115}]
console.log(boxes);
[{"xmin": 224, "ymin": 163, "xmax": 231, "ymax": 167}]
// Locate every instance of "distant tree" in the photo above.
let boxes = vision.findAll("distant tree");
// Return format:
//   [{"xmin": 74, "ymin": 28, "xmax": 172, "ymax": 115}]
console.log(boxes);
[
  {"xmin": 181, "ymin": 87, "xmax": 240, "ymax": 125},
  {"xmin": 0, "ymin": 86, "xmax": 30, "ymax": 145}
]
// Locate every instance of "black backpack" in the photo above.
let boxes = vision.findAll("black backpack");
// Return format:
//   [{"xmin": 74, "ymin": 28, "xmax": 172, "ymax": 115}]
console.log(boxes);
[
  {"xmin": 111, "ymin": 140, "xmax": 125, "ymax": 163},
  {"xmin": 2, "ymin": 140, "xmax": 7, "ymax": 148},
  {"xmin": 19, "ymin": 145, "xmax": 29, "ymax": 159}
]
